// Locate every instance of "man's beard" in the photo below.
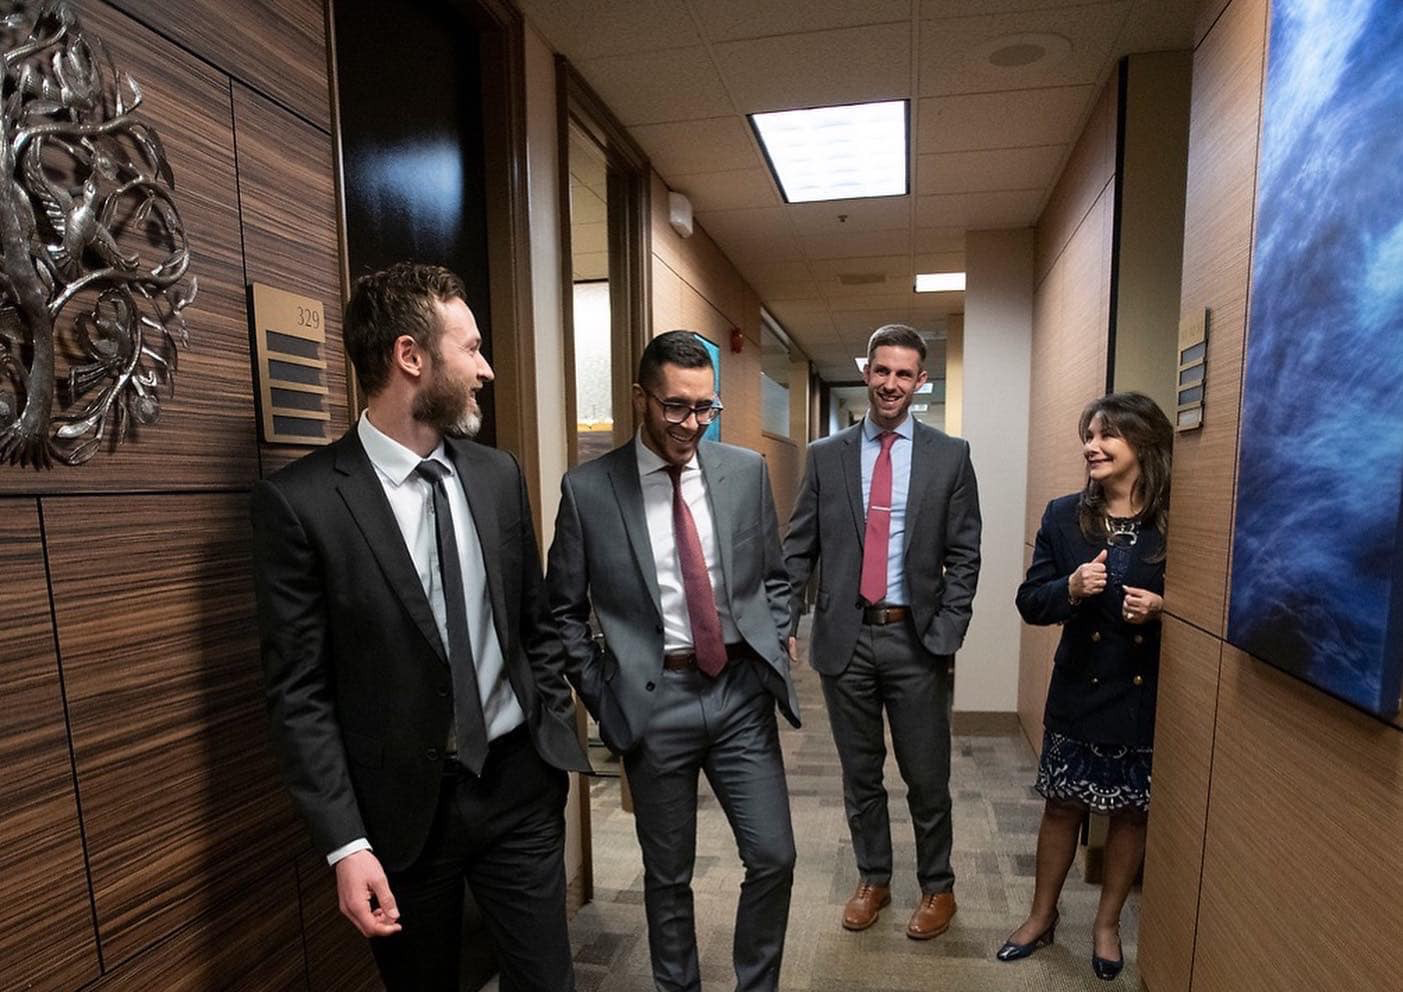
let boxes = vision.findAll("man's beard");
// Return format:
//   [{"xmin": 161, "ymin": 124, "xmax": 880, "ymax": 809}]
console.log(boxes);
[{"xmin": 413, "ymin": 366, "xmax": 481, "ymax": 439}]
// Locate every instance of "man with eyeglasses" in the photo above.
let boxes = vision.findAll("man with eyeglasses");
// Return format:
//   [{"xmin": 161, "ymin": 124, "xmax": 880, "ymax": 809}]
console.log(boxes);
[{"xmin": 547, "ymin": 330, "xmax": 800, "ymax": 992}]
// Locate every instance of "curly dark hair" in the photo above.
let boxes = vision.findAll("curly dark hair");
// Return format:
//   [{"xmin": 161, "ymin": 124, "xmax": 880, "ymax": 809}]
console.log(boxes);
[
  {"xmin": 1076, "ymin": 391, "xmax": 1174, "ymax": 557},
  {"xmin": 343, "ymin": 262, "xmax": 468, "ymax": 396}
]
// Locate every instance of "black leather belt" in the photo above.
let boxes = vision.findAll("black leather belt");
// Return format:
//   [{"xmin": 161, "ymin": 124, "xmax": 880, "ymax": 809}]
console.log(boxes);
[
  {"xmin": 663, "ymin": 642, "xmax": 753, "ymax": 671},
  {"xmin": 862, "ymin": 605, "xmax": 910, "ymax": 625}
]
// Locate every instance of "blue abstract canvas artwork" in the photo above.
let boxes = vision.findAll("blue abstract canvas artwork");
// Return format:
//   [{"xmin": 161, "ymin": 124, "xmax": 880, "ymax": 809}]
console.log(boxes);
[
  {"xmin": 1227, "ymin": 0, "xmax": 1403, "ymax": 717},
  {"xmin": 692, "ymin": 333, "xmax": 722, "ymax": 442}
]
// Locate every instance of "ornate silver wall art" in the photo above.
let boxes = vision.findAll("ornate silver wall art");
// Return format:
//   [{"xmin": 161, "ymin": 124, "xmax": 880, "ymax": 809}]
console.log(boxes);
[{"xmin": 0, "ymin": 0, "xmax": 195, "ymax": 467}]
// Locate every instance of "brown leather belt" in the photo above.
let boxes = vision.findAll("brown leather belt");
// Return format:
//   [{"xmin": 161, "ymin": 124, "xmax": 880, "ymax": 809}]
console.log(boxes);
[
  {"xmin": 862, "ymin": 605, "xmax": 910, "ymax": 625},
  {"xmin": 663, "ymin": 642, "xmax": 754, "ymax": 671}
]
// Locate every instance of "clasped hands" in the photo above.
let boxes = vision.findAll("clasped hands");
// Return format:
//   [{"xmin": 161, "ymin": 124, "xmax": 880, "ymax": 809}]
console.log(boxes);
[{"xmin": 1068, "ymin": 549, "xmax": 1162, "ymax": 624}]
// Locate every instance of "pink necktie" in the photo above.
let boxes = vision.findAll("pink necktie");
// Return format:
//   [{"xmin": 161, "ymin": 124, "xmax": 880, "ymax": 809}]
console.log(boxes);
[
  {"xmin": 859, "ymin": 431, "xmax": 899, "ymax": 605},
  {"xmin": 667, "ymin": 465, "xmax": 728, "ymax": 676}
]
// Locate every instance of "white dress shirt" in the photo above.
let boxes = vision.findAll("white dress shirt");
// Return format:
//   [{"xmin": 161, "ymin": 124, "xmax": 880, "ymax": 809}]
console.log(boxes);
[
  {"xmin": 327, "ymin": 413, "xmax": 525, "ymax": 866},
  {"xmin": 635, "ymin": 434, "xmax": 741, "ymax": 652}
]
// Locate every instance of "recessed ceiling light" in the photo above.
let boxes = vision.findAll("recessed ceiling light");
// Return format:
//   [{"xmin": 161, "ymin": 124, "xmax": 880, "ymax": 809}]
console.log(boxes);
[
  {"xmin": 915, "ymin": 272, "xmax": 966, "ymax": 293},
  {"xmin": 973, "ymin": 32, "xmax": 1072, "ymax": 71},
  {"xmin": 750, "ymin": 100, "xmax": 908, "ymax": 204},
  {"xmin": 916, "ymin": 382, "xmax": 934, "ymax": 394}
]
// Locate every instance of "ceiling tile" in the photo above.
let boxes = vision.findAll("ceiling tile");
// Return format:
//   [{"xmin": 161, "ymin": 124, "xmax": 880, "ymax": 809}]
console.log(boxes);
[
  {"xmin": 921, "ymin": 0, "xmax": 1103, "ymax": 15},
  {"xmin": 800, "ymin": 228, "xmax": 912, "ymax": 259},
  {"xmin": 916, "ymin": 86, "xmax": 1094, "ymax": 152},
  {"xmin": 917, "ymin": 189, "xmax": 1044, "ymax": 228},
  {"xmin": 829, "ymin": 293, "xmax": 922, "ymax": 313},
  {"xmin": 916, "ymin": 144, "xmax": 1067, "ymax": 195},
  {"xmin": 518, "ymin": 0, "xmax": 700, "ymax": 58},
  {"xmin": 630, "ymin": 117, "xmax": 759, "ymax": 174},
  {"xmin": 786, "ymin": 197, "xmax": 913, "ymax": 236},
  {"xmin": 712, "ymin": 23, "xmax": 913, "ymax": 114},
  {"xmin": 806, "ymin": 254, "xmax": 914, "ymax": 280},
  {"xmin": 913, "ymin": 251, "xmax": 966, "ymax": 273},
  {"xmin": 913, "ymin": 227, "xmax": 966, "ymax": 254},
  {"xmin": 696, "ymin": 0, "xmax": 911, "ymax": 42},
  {"xmin": 695, "ymin": 206, "xmax": 792, "ymax": 243},
  {"xmin": 1116, "ymin": 0, "xmax": 1197, "ymax": 53},
  {"xmin": 669, "ymin": 168, "xmax": 781, "ymax": 211},
  {"xmin": 756, "ymin": 279, "xmax": 823, "ymax": 301},
  {"xmin": 746, "ymin": 260, "xmax": 815, "ymax": 284},
  {"xmin": 714, "ymin": 233, "xmax": 806, "ymax": 263},
  {"xmin": 917, "ymin": 3, "xmax": 1131, "ymax": 96},
  {"xmin": 578, "ymin": 47, "xmax": 734, "ymax": 125}
]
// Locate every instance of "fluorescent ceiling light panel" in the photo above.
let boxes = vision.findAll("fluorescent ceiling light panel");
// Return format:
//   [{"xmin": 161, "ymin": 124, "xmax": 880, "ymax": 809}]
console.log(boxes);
[
  {"xmin": 750, "ymin": 100, "xmax": 908, "ymax": 204},
  {"xmin": 854, "ymin": 357, "xmax": 868, "ymax": 373},
  {"xmin": 915, "ymin": 272, "xmax": 966, "ymax": 293}
]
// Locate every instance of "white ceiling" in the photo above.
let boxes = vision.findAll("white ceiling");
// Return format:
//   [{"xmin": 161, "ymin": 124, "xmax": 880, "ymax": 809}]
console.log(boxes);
[{"xmin": 520, "ymin": 0, "xmax": 1198, "ymax": 382}]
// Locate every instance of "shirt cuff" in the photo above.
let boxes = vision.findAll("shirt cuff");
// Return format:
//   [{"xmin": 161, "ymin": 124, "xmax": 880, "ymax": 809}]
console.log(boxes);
[{"xmin": 326, "ymin": 838, "xmax": 372, "ymax": 866}]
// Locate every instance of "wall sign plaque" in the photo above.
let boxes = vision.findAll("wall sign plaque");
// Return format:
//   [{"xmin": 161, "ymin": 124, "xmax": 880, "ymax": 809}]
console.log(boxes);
[
  {"xmin": 0, "ymin": 1, "xmax": 195, "ymax": 467},
  {"xmin": 248, "ymin": 282, "xmax": 331, "ymax": 446},
  {"xmin": 1175, "ymin": 308, "xmax": 1208, "ymax": 433}
]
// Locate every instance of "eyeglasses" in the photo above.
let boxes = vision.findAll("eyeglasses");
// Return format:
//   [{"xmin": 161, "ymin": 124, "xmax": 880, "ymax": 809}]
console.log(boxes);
[{"xmin": 647, "ymin": 391, "xmax": 723, "ymax": 426}]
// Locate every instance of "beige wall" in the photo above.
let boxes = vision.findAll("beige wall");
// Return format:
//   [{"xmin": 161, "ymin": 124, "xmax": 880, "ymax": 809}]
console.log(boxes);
[
  {"xmin": 944, "ymin": 315, "xmax": 964, "ymax": 438},
  {"xmin": 957, "ymin": 229, "xmax": 1034, "ymax": 714},
  {"xmin": 1114, "ymin": 51, "xmax": 1193, "ymax": 415},
  {"xmin": 1139, "ymin": 0, "xmax": 1403, "ymax": 988}
]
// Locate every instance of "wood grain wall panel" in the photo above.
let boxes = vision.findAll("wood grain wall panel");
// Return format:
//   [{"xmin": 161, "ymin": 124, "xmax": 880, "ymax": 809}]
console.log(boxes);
[
  {"xmin": 87, "ymin": 867, "xmax": 306, "ymax": 991},
  {"xmin": 1034, "ymin": 76, "xmax": 1118, "ymax": 287},
  {"xmin": 0, "ymin": 0, "xmax": 258, "ymax": 495},
  {"xmin": 1139, "ymin": 617, "xmax": 1222, "ymax": 992},
  {"xmin": 1162, "ymin": 0, "xmax": 1265, "ymax": 637},
  {"xmin": 0, "ymin": 501, "xmax": 100, "ymax": 992},
  {"xmin": 232, "ymin": 84, "xmax": 350, "ymax": 475},
  {"xmin": 757, "ymin": 434, "xmax": 799, "ymax": 527},
  {"xmin": 107, "ymin": 0, "xmax": 331, "ymax": 131},
  {"xmin": 652, "ymin": 173, "xmax": 747, "ymax": 330},
  {"xmin": 296, "ymin": 850, "xmax": 382, "ymax": 992},
  {"xmin": 1191, "ymin": 646, "xmax": 1403, "ymax": 992},
  {"xmin": 43, "ymin": 494, "xmax": 301, "ymax": 967},
  {"xmin": 1195, "ymin": 0, "xmax": 1234, "ymax": 47}
]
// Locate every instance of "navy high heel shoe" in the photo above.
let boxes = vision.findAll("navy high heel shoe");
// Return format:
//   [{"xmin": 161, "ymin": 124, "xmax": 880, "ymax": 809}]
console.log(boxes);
[
  {"xmin": 1092, "ymin": 937, "xmax": 1124, "ymax": 980},
  {"xmin": 995, "ymin": 913, "xmax": 1058, "ymax": 962}
]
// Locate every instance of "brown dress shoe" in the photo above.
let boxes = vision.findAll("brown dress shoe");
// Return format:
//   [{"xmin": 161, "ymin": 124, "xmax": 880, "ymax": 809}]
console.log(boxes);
[
  {"xmin": 906, "ymin": 891, "xmax": 957, "ymax": 940},
  {"xmin": 842, "ymin": 882, "xmax": 891, "ymax": 931}
]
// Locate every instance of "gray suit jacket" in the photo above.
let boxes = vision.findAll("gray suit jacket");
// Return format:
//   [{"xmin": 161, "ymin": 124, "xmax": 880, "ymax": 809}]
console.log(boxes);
[
  {"xmin": 547, "ymin": 439, "xmax": 801, "ymax": 754},
  {"xmin": 783, "ymin": 420, "xmax": 982, "ymax": 675}
]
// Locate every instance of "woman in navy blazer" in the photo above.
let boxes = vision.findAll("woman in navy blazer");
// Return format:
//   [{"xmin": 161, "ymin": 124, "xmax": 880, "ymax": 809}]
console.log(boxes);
[{"xmin": 997, "ymin": 392, "xmax": 1173, "ymax": 981}]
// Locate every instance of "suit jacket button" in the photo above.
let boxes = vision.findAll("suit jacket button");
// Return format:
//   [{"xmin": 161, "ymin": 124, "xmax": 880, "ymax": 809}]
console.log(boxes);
[
  {"xmin": 1133, "ymin": 634, "xmax": 1144, "ymax": 646},
  {"xmin": 1091, "ymin": 676, "xmax": 1100, "ymax": 685},
  {"xmin": 1091, "ymin": 631, "xmax": 1102, "ymax": 643},
  {"xmin": 646, "ymin": 681, "xmax": 656, "ymax": 691},
  {"xmin": 655, "ymin": 622, "xmax": 663, "ymax": 633},
  {"xmin": 1133, "ymin": 675, "xmax": 1144, "ymax": 686},
  {"xmin": 426, "ymin": 747, "xmax": 440, "ymax": 761},
  {"xmin": 438, "ymin": 686, "xmax": 450, "ymax": 697}
]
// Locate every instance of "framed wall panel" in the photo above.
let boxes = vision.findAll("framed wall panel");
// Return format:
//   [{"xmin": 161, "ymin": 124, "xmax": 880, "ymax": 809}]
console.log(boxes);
[
  {"xmin": 0, "ymin": 501, "xmax": 100, "ymax": 991},
  {"xmin": 44, "ymin": 494, "xmax": 300, "ymax": 966}
]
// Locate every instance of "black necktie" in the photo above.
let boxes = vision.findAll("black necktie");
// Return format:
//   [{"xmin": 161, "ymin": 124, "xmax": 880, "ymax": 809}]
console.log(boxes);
[{"xmin": 415, "ymin": 460, "xmax": 489, "ymax": 774}]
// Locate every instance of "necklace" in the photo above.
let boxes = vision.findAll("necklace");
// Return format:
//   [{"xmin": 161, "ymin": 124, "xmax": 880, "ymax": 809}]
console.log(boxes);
[{"xmin": 1105, "ymin": 515, "xmax": 1140, "ymax": 547}]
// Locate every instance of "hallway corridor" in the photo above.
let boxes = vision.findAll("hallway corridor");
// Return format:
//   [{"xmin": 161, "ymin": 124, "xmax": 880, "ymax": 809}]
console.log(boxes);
[{"xmin": 559, "ymin": 635, "xmax": 1142, "ymax": 991}]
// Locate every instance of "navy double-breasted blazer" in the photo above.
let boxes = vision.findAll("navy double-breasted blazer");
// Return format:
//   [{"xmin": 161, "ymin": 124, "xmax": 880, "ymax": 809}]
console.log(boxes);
[{"xmin": 1016, "ymin": 493, "xmax": 1165, "ymax": 747}]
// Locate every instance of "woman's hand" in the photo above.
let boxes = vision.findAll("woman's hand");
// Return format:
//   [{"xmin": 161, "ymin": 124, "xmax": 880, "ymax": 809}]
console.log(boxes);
[
  {"xmin": 1121, "ymin": 586, "xmax": 1163, "ymax": 624},
  {"xmin": 1067, "ymin": 549, "xmax": 1108, "ymax": 601}
]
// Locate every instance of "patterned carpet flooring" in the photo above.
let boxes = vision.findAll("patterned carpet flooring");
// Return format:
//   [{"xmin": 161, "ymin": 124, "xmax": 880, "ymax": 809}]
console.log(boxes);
[{"xmin": 501, "ymin": 643, "xmax": 1141, "ymax": 991}]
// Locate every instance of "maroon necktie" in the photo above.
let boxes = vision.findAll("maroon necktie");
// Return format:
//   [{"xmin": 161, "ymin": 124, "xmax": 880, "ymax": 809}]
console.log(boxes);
[
  {"xmin": 859, "ymin": 431, "xmax": 899, "ymax": 605},
  {"xmin": 666, "ymin": 464, "xmax": 728, "ymax": 677}
]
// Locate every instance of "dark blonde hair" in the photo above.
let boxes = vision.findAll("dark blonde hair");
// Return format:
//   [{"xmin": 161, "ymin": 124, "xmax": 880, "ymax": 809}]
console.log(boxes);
[{"xmin": 1076, "ymin": 392, "xmax": 1173, "ymax": 554}]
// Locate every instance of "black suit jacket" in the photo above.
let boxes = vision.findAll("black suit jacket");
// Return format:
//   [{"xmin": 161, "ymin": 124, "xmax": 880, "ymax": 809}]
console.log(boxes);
[
  {"xmin": 784, "ymin": 420, "xmax": 982, "ymax": 675},
  {"xmin": 1016, "ymin": 493, "xmax": 1165, "ymax": 747},
  {"xmin": 250, "ymin": 429, "xmax": 588, "ymax": 872}
]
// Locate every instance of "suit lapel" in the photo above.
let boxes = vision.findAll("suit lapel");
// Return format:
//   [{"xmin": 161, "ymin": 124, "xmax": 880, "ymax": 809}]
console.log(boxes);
[
  {"xmin": 608, "ymin": 444, "xmax": 664, "ymax": 620},
  {"xmin": 446, "ymin": 441, "xmax": 511, "ymax": 653},
  {"xmin": 840, "ymin": 426, "xmax": 866, "ymax": 543},
  {"xmin": 697, "ymin": 442, "xmax": 734, "ymax": 598},
  {"xmin": 904, "ymin": 423, "xmax": 936, "ymax": 559},
  {"xmin": 334, "ymin": 434, "xmax": 448, "ymax": 665}
]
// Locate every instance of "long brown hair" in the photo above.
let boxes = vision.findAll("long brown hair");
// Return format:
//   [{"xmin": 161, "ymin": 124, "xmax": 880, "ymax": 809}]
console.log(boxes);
[{"xmin": 1076, "ymin": 392, "xmax": 1173, "ymax": 555}]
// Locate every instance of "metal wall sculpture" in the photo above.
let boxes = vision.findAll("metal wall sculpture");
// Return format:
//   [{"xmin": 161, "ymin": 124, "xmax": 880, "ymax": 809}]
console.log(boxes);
[{"xmin": 0, "ymin": 0, "xmax": 194, "ymax": 467}]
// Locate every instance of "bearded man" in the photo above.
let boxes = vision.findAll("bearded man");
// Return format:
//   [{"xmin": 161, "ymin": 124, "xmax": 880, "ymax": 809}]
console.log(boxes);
[{"xmin": 250, "ymin": 262, "xmax": 588, "ymax": 991}]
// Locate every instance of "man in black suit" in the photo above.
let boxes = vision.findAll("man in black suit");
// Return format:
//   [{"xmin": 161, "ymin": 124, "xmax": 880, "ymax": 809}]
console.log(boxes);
[
  {"xmin": 251, "ymin": 262, "xmax": 589, "ymax": 991},
  {"xmin": 784, "ymin": 324, "xmax": 981, "ymax": 941}
]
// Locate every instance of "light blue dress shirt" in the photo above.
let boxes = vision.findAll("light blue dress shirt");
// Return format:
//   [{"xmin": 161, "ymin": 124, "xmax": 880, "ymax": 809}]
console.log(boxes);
[{"xmin": 860, "ymin": 413, "xmax": 914, "ymax": 606}]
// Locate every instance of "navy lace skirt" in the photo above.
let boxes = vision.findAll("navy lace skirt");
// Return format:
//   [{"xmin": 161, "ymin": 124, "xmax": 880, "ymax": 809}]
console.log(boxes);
[{"xmin": 1034, "ymin": 729, "xmax": 1152, "ymax": 814}]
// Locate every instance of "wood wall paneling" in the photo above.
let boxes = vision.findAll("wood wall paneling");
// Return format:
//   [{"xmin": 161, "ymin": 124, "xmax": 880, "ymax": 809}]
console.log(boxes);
[
  {"xmin": 1138, "ymin": 616, "xmax": 1222, "ymax": 992},
  {"xmin": 1034, "ymin": 75, "xmax": 1118, "ymax": 288},
  {"xmin": 0, "ymin": 501, "xmax": 101, "ymax": 992},
  {"xmin": 296, "ymin": 850, "xmax": 382, "ymax": 992},
  {"xmin": 233, "ymin": 84, "xmax": 350, "ymax": 476},
  {"xmin": 757, "ymin": 434, "xmax": 799, "ymax": 527},
  {"xmin": 0, "ymin": 0, "xmax": 259, "ymax": 495},
  {"xmin": 44, "ymin": 494, "xmax": 301, "ymax": 968},
  {"xmin": 1191, "ymin": 646, "xmax": 1403, "ymax": 992},
  {"xmin": 1162, "ymin": 0, "xmax": 1266, "ymax": 637},
  {"xmin": 107, "ymin": 0, "xmax": 331, "ymax": 131}
]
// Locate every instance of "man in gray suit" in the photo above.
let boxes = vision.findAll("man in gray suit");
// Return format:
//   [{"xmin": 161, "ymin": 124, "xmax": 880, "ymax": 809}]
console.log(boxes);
[
  {"xmin": 547, "ymin": 330, "xmax": 800, "ymax": 992},
  {"xmin": 784, "ymin": 324, "xmax": 981, "ymax": 940}
]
